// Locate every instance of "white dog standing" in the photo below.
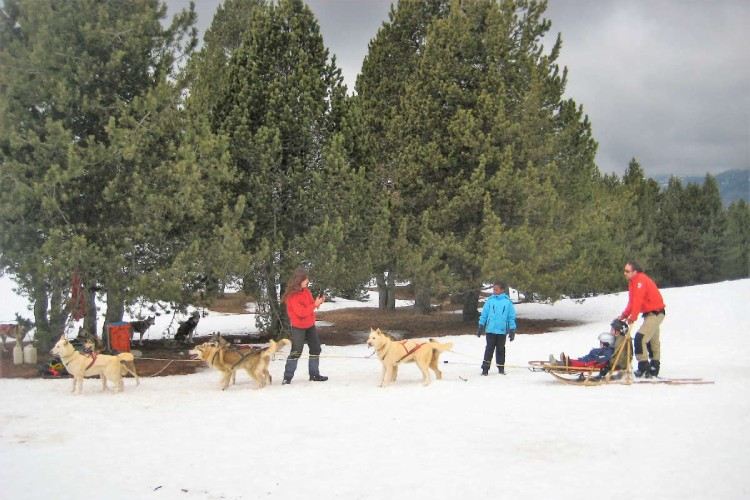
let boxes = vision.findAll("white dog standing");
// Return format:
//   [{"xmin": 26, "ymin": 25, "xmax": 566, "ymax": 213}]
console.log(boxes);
[
  {"xmin": 366, "ymin": 328, "xmax": 453, "ymax": 387},
  {"xmin": 51, "ymin": 336, "xmax": 139, "ymax": 394}
]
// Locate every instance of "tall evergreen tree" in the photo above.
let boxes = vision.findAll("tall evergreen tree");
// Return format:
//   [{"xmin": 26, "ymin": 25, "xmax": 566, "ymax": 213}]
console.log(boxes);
[
  {"xmin": 386, "ymin": 0, "xmax": 601, "ymax": 312},
  {"xmin": 208, "ymin": 0, "xmax": 367, "ymax": 334},
  {"xmin": 619, "ymin": 158, "xmax": 662, "ymax": 275},
  {"xmin": 721, "ymin": 200, "xmax": 750, "ymax": 279},
  {"xmin": 353, "ymin": 0, "xmax": 450, "ymax": 309},
  {"xmin": 186, "ymin": 0, "xmax": 264, "ymax": 121},
  {"xmin": 0, "ymin": 1, "xmax": 240, "ymax": 348},
  {"xmin": 694, "ymin": 175, "xmax": 726, "ymax": 283},
  {"xmin": 656, "ymin": 175, "xmax": 728, "ymax": 286},
  {"xmin": 654, "ymin": 177, "xmax": 690, "ymax": 285}
]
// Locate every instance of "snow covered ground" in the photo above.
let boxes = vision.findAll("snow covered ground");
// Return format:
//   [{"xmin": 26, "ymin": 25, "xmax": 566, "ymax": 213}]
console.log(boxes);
[{"xmin": 1, "ymin": 277, "xmax": 749, "ymax": 499}]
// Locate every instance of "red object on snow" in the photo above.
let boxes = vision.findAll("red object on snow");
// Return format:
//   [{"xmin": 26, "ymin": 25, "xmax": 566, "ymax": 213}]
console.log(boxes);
[{"xmin": 108, "ymin": 322, "xmax": 132, "ymax": 352}]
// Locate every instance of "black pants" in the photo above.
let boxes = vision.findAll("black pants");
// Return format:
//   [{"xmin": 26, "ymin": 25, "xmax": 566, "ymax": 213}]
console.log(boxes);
[
  {"xmin": 482, "ymin": 334, "xmax": 507, "ymax": 372},
  {"xmin": 283, "ymin": 326, "xmax": 322, "ymax": 380}
]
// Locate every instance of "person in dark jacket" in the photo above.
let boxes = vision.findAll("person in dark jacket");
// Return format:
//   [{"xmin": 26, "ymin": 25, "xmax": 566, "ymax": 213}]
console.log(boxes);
[
  {"xmin": 549, "ymin": 332, "xmax": 616, "ymax": 368},
  {"xmin": 281, "ymin": 268, "xmax": 326, "ymax": 384},
  {"xmin": 477, "ymin": 281, "xmax": 517, "ymax": 375}
]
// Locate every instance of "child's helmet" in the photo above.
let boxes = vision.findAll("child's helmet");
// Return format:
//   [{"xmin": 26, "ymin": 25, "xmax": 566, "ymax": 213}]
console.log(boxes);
[
  {"xmin": 610, "ymin": 318, "xmax": 629, "ymax": 336},
  {"xmin": 598, "ymin": 332, "xmax": 615, "ymax": 347}
]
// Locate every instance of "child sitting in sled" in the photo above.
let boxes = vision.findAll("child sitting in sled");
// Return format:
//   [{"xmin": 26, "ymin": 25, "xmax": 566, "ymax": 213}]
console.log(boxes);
[
  {"xmin": 548, "ymin": 318, "xmax": 629, "ymax": 369},
  {"xmin": 549, "ymin": 332, "xmax": 614, "ymax": 368}
]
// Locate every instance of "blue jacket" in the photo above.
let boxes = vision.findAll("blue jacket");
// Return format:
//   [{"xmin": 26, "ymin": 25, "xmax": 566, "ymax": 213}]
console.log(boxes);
[
  {"xmin": 478, "ymin": 293, "xmax": 517, "ymax": 335},
  {"xmin": 578, "ymin": 346, "xmax": 614, "ymax": 364}
]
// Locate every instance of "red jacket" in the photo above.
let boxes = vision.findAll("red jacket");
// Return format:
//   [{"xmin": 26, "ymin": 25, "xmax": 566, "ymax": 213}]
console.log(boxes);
[
  {"xmin": 285, "ymin": 288, "xmax": 317, "ymax": 329},
  {"xmin": 621, "ymin": 272, "xmax": 665, "ymax": 322}
]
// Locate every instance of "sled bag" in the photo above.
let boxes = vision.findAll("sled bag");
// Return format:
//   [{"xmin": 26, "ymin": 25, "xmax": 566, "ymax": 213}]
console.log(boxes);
[{"xmin": 108, "ymin": 322, "xmax": 132, "ymax": 352}]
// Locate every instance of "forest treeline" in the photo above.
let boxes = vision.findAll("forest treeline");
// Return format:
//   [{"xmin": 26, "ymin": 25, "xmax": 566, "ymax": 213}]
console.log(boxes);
[{"xmin": 1, "ymin": 0, "xmax": 747, "ymax": 349}]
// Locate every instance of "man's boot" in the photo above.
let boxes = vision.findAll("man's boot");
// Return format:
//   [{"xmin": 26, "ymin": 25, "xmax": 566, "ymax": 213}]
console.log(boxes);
[
  {"xmin": 650, "ymin": 359, "xmax": 660, "ymax": 377},
  {"xmin": 634, "ymin": 360, "xmax": 651, "ymax": 378}
]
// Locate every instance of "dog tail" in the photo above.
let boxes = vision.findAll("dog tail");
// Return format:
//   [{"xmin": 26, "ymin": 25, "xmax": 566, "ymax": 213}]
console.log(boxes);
[
  {"xmin": 428, "ymin": 339, "xmax": 453, "ymax": 352},
  {"xmin": 263, "ymin": 338, "xmax": 291, "ymax": 359},
  {"xmin": 117, "ymin": 353, "xmax": 140, "ymax": 386},
  {"xmin": 120, "ymin": 360, "xmax": 141, "ymax": 386}
]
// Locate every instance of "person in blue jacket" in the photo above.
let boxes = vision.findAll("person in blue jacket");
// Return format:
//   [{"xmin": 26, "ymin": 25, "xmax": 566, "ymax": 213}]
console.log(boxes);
[{"xmin": 477, "ymin": 281, "xmax": 517, "ymax": 375}]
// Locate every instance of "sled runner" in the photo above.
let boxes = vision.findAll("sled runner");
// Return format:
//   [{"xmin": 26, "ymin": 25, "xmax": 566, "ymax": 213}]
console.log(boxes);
[
  {"xmin": 628, "ymin": 377, "xmax": 713, "ymax": 385},
  {"xmin": 528, "ymin": 360, "xmax": 612, "ymax": 386},
  {"xmin": 529, "ymin": 360, "xmax": 713, "ymax": 386}
]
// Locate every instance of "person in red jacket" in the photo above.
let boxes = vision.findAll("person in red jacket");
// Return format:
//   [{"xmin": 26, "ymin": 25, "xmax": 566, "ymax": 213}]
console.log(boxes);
[
  {"xmin": 619, "ymin": 260, "xmax": 666, "ymax": 378},
  {"xmin": 281, "ymin": 268, "xmax": 327, "ymax": 384}
]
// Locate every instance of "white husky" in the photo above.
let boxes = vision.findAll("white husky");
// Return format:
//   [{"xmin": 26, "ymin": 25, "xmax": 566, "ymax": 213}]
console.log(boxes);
[{"xmin": 51, "ymin": 336, "xmax": 139, "ymax": 394}]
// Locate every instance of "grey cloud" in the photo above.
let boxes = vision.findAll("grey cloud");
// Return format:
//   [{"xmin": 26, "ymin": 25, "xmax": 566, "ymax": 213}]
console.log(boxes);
[
  {"xmin": 167, "ymin": 0, "xmax": 749, "ymax": 177},
  {"xmin": 545, "ymin": 0, "xmax": 749, "ymax": 175}
]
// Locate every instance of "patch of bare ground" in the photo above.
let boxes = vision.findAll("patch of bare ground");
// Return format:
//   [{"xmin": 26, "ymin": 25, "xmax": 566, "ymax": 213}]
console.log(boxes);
[
  {"xmin": 316, "ymin": 307, "xmax": 580, "ymax": 346},
  {"xmin": 0, "ymin": 343, "xmax": 204, "ymax": 379},
  {"xmin": 0, "ymin": 297, "xmax": 582, "ymax": 378},
  {"xmin": 208, "ymin": 292, "xmax": 256, "ymax": 314}
]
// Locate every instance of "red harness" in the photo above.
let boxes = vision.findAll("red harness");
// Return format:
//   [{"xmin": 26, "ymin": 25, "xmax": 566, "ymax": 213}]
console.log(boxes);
[
  {"xmin": 397, "ymin": 340, "xmax": 425, "ymax": 362},
  {"xmin": 85, "ymin": 352, "xmax": 98, "ymax": 370}
]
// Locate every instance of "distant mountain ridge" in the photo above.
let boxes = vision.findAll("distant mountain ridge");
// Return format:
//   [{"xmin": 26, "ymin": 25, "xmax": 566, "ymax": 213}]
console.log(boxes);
[{"xmin": 652, "ymin": 169, "xmax": 749, "ymax": 206}]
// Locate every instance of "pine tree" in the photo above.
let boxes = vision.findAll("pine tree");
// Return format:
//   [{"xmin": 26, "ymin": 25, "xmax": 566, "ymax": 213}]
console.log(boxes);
[
  {"xmin": 186, "ymin": 0, "xmax": 264, "ymax": 121},
  {"xmin": 0, "ymin": 1, "xmax": 242, "ymax": 348},
  {"xmin": 655, "ymin": 175, "xmax": 728, "ymax": 286},
  {"xmin": 386, "ymin": 0, "xmax": 601, "ymax": 311},
  {"xmin": 207, "ymin": 0, "xmax": 366, "ymax": 334},
  {"xmin": 655, "ymin": 177, "xmax": 691, "ymax": 286},
  {"xmin": 620, "ymin": 158, "xmax": 662, "ymax": 275},
  {"xmin": 694, "ymin": 175, "xmax": 726, "ymax": 283},
  {"xmin": 352, "ymin": 0, "xmax": 450, "ymax": 309},
  {"xmin": 721, "ymin": 200, "xmax": 750, "ymax": 279}
]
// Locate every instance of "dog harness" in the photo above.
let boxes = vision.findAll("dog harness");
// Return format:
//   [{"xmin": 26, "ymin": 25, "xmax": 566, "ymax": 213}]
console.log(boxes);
[
  {"xmin": 209, "ymin": 344, "xmax": 262, "ymax": 370},
  {"xmin": 85, "ymin": 351, "xmax": 97, "ymax": 370},
  {"xmin": 397, "ymin": 340, "xmax": 425, "ymax": 363},
  {"xmin": 230, "ymin": 347, "xmax": 263, "ymax": 370}
]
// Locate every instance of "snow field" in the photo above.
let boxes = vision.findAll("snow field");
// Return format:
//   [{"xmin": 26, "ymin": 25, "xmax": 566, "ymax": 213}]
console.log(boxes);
[{"xmin": 1, "ymin": 278, "xmax": 748, "ymax": 499}]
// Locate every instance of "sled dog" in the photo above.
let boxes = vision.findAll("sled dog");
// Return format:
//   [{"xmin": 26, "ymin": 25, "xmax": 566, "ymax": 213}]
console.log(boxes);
[
  {"xmin": 190, "ymin": 336, "xmax": 290, "ymax": 390},
  {"xmin": 174, "ymin": 311, "xmax": 200, "ymax": 343},
  {"xmin": 51, "ymin": 336, "xmax": 140, "ymax": 394},
  {"xmin": 366, "ymin": 328, "xmax": 453, "ymax": 387},
  {"xmin": 129, "ymin": 316, "xmax": 155, "ymax": 345}
]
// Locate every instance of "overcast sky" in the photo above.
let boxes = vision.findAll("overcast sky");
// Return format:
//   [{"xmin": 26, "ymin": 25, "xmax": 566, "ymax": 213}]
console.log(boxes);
[{"xmin": 167, "ymin": 0, "xmax": 749, "ymax": 177}]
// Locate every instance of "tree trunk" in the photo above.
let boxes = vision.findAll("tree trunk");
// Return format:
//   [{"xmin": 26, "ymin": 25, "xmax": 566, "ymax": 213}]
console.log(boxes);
[
  {"xmin": 241, "ymin": 272, "xmax": 255, "ymax": 295},
  {"xmin": 267, "ymin": 276, "xmax": 284, "ymax": 339},
  {"xmin": 414, "ymin": 283, "xmax": 432, "ymax": 314},
  {"xmin": 48, "ymin": 284, "xmax": 68, "ymax": 342},
  {"xmin": 386, "ymin": 272, "xmax": 396, "ymax": 310},
  {"xmin": 83, "ymin": 287, "xmax": 97, "ymax": 338},
  {"xmin": 376, "ymin": 273, "xmax": 388, "ymax": 309},
  {"xmin": 377, "ymin": 271, "xmax": 397, "ymax": 310},
  {"xmin": 461, "ymin": 290, "xmax": 480, "ymax": 322},
  {"xmin": 97, "ymin": 288, "xmax": 123, "ymax": 350},
  {"xmin": 105, "ymin": 289, "xmax": 125, "ymax": 324},
  {"xmin": 32, "ymin": 279, "xmax": 52, "ymax": 351}
]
